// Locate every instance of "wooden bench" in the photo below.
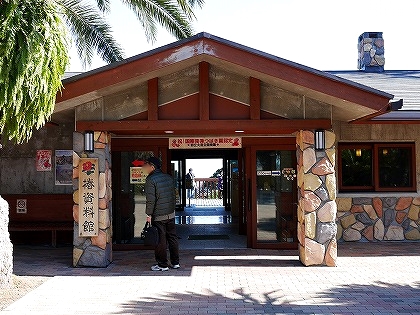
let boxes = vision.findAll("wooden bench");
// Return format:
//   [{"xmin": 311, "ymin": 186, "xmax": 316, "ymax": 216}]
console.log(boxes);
[
  {"xmin": 4, "ymin": 194, "xmax": 74, "ymax": 247},
  {"xmin": 8, "ymin": 221, "xmax": 73, "ymax": 247}
]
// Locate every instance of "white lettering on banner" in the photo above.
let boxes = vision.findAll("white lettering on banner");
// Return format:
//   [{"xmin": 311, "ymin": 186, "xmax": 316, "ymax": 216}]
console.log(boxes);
[
  {"xmin": 169, "ymin": 137, "xmax": 242, "ymax": 149},
  {"xmin": 78, "ymin": 158, "xmax": 99, "ymax": 237}
]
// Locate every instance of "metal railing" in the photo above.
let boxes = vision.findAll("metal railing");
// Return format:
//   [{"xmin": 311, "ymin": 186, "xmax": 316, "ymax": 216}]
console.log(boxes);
[
  {"xmin": 187, "ymin": 178, "xmax": 223, "ymax": 207},
  {"xmin": 193, "ymin": 178, "xmax": 222, "ymax": 199}
]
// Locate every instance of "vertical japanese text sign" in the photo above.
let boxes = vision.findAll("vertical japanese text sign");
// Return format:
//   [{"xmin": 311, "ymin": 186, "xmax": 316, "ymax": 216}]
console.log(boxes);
[{"xmin": 78, "ymin": 158, "xmax": 99, "ymax": 237}]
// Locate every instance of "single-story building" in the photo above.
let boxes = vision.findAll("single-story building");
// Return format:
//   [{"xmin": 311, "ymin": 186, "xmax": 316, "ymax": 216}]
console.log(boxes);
[{"xmin": 1, "ymin": 32, "xmax": 419, "ymax": 268}]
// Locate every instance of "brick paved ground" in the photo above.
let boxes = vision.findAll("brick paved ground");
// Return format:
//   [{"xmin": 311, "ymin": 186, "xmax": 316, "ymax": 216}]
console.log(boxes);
[{"xmin": 1, "ymin": 242, "xmax": 419, "ymax": 315}]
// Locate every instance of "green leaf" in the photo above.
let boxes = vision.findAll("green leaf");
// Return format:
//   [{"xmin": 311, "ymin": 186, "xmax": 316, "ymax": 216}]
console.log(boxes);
[{"xmin": 0, "ymin": 0, "xmax": 69, "ymax": 143}]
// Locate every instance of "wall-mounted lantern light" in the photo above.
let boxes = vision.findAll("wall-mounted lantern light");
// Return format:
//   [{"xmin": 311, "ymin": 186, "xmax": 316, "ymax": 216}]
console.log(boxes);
[
  {"xmin": 84, "ymin": 131, "xmax": 94, "ymax": 152},
  {"xmin": 355, "ymin": 149, "xmax": 362, "ymax": 157},
  {"xmin": 314, "ymin": 129, "xmax": 326, "ymax": 150}
]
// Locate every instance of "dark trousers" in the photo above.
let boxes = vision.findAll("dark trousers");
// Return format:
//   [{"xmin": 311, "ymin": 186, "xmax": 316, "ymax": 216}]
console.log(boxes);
[{"xmin": 152, "ymin": 218, "xmax": 179, "ymax": 268}]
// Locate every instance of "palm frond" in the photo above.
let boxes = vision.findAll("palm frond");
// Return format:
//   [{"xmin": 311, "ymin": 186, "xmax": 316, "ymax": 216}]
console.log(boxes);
[
  {"xmin": 0, "ymin": 0, "xmax": 69, "ymax": 143},
  {"xmin": 177, "ymin": 0, "xmax": 204, "ymax": 20},
  {"xmin": 95, "ymin": 0, "xmax": 111, "ymax": 13},
  {"xmin": 58, "ymin": 0, "xmax": 124, "ymax": 67},
  {"xmin": 120, "ymin": 0, "xmax": 196, "ymax": 43}
]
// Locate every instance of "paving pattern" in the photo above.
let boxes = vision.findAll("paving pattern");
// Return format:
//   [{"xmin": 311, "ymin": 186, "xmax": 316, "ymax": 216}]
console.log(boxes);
[{"xmin": 2, "ymin": 242, "xmax": 419, "ymax": 315}]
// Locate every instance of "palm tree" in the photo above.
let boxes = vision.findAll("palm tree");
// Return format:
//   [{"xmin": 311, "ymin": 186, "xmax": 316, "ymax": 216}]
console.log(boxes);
[
  {"xmin": 0, "ymin": 0, "xmax": 69, "ymax": 143},
  {"xmin": 0, "ymin": 0, "xmax": 203, "ymax": 143},
  {"xmin": 60, "ymin": 0, "xmax": 204, "ymax": 67}
]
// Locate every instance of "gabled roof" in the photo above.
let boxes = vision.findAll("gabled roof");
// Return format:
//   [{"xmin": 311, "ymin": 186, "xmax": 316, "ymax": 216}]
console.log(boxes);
[
  {"xmin": 56, "ymin": 32, "xmax": 393, "ymax": 122},
  {"xmin": 62, "ymin": 33, "xmax": 392, "ymax": 98}
]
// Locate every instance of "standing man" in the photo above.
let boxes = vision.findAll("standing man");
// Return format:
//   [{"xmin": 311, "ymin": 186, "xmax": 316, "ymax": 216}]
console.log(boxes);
[
  {"xmin": 143, "ymin": 156, "xmax": 180, "ymax": 271},
  {"xmin": 185, "ymin": 168, "xmax": 195, "ymax": 206}
]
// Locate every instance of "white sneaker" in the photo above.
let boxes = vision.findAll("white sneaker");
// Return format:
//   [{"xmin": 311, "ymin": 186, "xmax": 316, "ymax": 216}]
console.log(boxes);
[
  {"xmin": 151, "ymin": 265, "xmax": 169, "ymax": 271},
  {"xmin": 172, "ymin": 264, "xmax": 180, "ymax": 269}
]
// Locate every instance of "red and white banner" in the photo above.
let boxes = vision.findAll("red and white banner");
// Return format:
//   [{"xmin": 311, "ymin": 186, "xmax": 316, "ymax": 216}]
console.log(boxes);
[{"xmin": 169, "ymin": 137, "xmax": 242, "ymax": 149}]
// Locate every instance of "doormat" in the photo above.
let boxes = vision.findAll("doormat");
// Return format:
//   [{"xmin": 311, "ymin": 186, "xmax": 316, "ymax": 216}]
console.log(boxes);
[{"xmin": 188, "ymin": 234, "xmax": 230, "ymax": 240}]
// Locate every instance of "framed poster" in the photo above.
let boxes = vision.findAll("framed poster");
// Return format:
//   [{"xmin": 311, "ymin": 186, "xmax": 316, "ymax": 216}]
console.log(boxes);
[
  {"xmin": 130, "ymin": 167, "xmax": 147, "ymax": 184},
  {"xmin": 36, "ymin": 150, "xmax": 52, "ymax": 171},
  {"xmin": 55, "ymin": 150, "xmax": 73, "ymax": 185}
]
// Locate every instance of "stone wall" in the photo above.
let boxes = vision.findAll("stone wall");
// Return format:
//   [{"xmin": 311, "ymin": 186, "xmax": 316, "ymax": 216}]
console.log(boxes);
[
  {"xmin": 296, "ymin": 130, "xmax": 337, "ymax": 266},
  {"xmin": 0, "ymin": 196, "xmax": 13, "ymax": 288},
  {"xmin": 334, "ymin": 122, "xmax": 420, "ymax": 243},
  {"xmin": 73, "ymin": 131, "xmax": 112, "ymax": 267},
  {"xmin": 336, "ymin": 197, "xmax": 420, "ymax": 242}
]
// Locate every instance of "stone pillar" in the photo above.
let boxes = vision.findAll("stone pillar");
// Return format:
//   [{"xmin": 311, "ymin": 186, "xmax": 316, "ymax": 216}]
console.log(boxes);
[
  {"xmin": 297, "ymin": 130, "xmax": 337, "ymax": 266},
  {"xmin": 73, "ymin": 131, "xmax": 112, "ymax": 267},
  {"xmin": 0, "ymin": 196, "xmax": 13, "ymax": 287}
]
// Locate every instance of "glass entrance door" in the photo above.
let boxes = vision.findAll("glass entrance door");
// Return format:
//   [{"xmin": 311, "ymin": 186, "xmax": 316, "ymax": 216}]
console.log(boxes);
[
  {"xmin": 113, "ymin": 150, "xmax": 155, "ymax": 244},
  {"xmin": 252, "ymin": 148, "xmax": 297, "ymax": 247},
  {"xmin": 170, "ymin": 159, "xmax": 184, "ymax": 211}
]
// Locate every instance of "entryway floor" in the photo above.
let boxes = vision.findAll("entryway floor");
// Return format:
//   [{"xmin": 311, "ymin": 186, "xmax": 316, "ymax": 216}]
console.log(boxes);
[
  {"xmin": 175, "ymin": 205, "xmax": 247, "ymax": 249},
  {"xmin": 176, "ymin": 223, "xmax": 246, "ymax": 249}
]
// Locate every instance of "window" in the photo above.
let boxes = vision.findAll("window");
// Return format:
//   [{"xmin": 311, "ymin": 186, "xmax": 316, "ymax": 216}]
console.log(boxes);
[{"xmin": 338, "ymin": 143, "xmax": 416, "ymax": 192}]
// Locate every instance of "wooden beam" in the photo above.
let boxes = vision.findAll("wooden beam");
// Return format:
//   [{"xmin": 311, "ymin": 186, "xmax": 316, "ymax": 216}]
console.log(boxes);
[
  {"xmin": 56, "ymin": 36, "xmax": 391, "ymax": 114},
  {"xmin": 205, "ymin": 40, "xmax": 392, "ymax": 111},
  {"xmin": 76, "ymin": 119, "xmax": 331, "ymax": 135},
  {"xmin": 148, "ymin": 78, "xmax": 158, "ymax": 121},
  {"xmin": 199, "ymin": 61, "xmax": 210, "ymax": 120},
  {"xmin": 249, "ymin": 77, "xmax": 261, "ymax": 120}
]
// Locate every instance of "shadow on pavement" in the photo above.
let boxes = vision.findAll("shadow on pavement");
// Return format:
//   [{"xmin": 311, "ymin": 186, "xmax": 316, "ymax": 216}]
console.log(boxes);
[{"xmin": 114, "ymin": 281, "xmax": 420, "ymax": 315}]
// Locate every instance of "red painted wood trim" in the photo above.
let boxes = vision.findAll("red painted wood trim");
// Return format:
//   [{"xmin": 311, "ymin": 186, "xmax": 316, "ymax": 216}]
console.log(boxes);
[
  {"xmin": 250, "ymin": 77, "xmax": 260, "ymax": 120},
  {"xmin": 148, "ymin": 78, "xmax": 158, "ymax": 121},
  {"xmin": 352, "ymin": 118, "xmax": 420, "ymax": 125},
  {"xmin": 242, "ymin": 137, "xmax": 296, "ymax": 146},
  {"xmin": 209, "ymin": 94, "xmax": 249, "ymax": 120},
  {"xmin": 123, "ymin": 111, "xmax": 148, "ymax": 120},
  {"xmin": 199, "ymin": 61, "xmax": 210, "ymax": 120},
  {"xmin": 3, "ymin": 194, "xmax": 73, "ymax": 222},
  {"xmin": 112, "ymin": 138, "xmax": 168, "ymax": 151},
  {"xmin": 76, "ymin": 119, "xmax": 331, "ymax": 135},
  {"xmin": 56, "ymin": 37, "xmax": 391, "ymax": 113},
  {"xmin": 159, "ymin": 94, "xmax": 200, "ymax": 120},
  {"xmin": 112, "ymin": 136, "xmax": 297, "ymax": 149},
  {"xmin": 56, "ymin": 40, "xmax": 205, "ymax": 103},
  {"xmin": 260, "ymin": 110, "xmax": 286, "ymax": 119},
  {"xmin": 205, "ymin": 40, "xmax": 391, "ymax": 111}
]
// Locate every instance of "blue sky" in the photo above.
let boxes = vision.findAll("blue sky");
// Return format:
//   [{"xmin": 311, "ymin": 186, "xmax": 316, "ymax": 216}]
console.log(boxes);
[{"xmin": 69, "ymin": 0, "xmax": 420, "ymax": 72}]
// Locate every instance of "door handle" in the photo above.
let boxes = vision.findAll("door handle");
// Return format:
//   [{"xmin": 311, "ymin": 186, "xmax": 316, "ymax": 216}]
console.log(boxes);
[{"xmin": 248, "ymin": 179, "xmax": 252, "ymax": 212}]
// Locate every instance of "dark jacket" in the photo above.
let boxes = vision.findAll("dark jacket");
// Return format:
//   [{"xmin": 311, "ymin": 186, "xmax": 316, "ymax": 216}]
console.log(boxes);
[{"xmin": 145, "ymin": 169, "xmax": 176, "ymax": 221}]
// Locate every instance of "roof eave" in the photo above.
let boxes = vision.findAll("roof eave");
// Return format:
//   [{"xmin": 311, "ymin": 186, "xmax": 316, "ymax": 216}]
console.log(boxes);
[{"xmin": 57, "ymin": 32, "xmax": 393, "ymax": 113}]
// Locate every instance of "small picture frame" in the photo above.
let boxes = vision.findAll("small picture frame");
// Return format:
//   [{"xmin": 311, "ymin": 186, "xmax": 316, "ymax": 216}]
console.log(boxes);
[{"xmin": 55, "ymin": 150, "xmax": 73, "ymax": 185}]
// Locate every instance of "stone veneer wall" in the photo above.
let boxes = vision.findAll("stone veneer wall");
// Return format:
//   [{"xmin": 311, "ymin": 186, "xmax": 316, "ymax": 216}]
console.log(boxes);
[
  {"xmin": 336, "ymin": 197, "xmax": 420, "ymax": 242},
  {"xmin": 73, "ymin": 131, "xmax": 112, "ymax": 267},
  {"xmin": 358, "ymin": 32, "xmax": 384, "ymax": 72},
  {"xmin": 296, "ymin": 130, "xmax": 337, "ymax": 266}
]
